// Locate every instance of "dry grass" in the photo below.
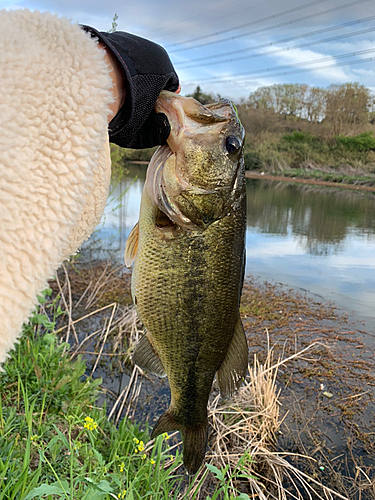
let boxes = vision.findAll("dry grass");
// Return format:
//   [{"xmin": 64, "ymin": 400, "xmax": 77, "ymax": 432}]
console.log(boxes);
[
  {"xmin": 48, "ymin": 260, "xmax": 375, "ymax": 499},
  {"xmin": 178, "ymin": 337, "xmax": 348, "ymax": 500}
]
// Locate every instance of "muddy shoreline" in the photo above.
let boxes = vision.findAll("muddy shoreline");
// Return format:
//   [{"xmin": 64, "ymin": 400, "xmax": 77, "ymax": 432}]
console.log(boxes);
[{"xmin": 246, "ymin": 171, "xmax": 375, "ymax": 192}]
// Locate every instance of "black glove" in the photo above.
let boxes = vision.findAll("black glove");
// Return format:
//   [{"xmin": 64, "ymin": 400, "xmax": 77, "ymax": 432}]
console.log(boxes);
[{"xmin": 81, "ymin": 26, "xmax": 179, "ymax": 149}]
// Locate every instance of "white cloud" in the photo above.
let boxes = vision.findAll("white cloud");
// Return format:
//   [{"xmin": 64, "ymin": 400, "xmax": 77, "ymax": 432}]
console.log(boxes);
[{"xmin": 263, "ymin": 45, "xmax": 352, "ymax": 83}]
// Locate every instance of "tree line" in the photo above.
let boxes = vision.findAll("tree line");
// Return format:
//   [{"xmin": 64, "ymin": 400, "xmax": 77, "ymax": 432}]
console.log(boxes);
[
  {"xmin": 189, "ymin": 83, "xmax": 375, "ymax": 137},
  {"xmin": 242, "ymin": 82, "xmax": 374, "ymax": 137}
]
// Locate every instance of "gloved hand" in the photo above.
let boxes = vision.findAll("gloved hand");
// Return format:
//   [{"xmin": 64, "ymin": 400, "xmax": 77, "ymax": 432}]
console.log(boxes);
[{"xmin": 82, "ymin": 26, "xmax": 179, "ymax": 149}]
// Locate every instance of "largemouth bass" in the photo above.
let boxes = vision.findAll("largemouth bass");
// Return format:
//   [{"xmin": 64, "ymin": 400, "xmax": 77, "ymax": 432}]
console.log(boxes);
[{"xmin": 125, "ymin": 90, "xmax": 247, "ymax": 475}]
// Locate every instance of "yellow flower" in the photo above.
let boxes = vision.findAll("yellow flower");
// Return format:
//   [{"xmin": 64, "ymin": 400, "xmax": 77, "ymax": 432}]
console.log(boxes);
[
  {"xmin": 134, "ymin": 440, "xmax": 144, "ymax": 453},
  {"xmin": 117, "ymin": 491, "xmax": 127, "ymax": 499},
  {"xmin": 133, "ymin": 438, "xmax": 139, "ymax": 444},
  {"xmin": 119, "ymin": 462, "xmax": 125, "ymax": 472},
  {"xmin": 162, "ymin": 432, "xmax": 170, "ymax": 440},
  {"xmin": 73, "ymin": 440, "xmax": 82, "ymax": 452},
  {"xmin": 142, "ymin": 454, "xmax": 146, "ymax": 460},
  {"xmin": 138, "ymin": 441, "xmax": 144, "ymax": 451},
  {"xmin": 169, "ymin": 455, "xmax": 174, "ymax": 461},
  {"xmin": 150, "ymin": 459, "xmax": 155, "ymax": 465},
  {"xmin": 84, "ymin": 416, "xmax": 98, "ymax": 431}
]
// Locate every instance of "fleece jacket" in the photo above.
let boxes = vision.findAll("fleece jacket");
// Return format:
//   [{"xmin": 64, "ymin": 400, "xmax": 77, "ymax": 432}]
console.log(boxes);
[{"xmin": 0, "ymin": 9, "xmax": 113, "ymax": 364}]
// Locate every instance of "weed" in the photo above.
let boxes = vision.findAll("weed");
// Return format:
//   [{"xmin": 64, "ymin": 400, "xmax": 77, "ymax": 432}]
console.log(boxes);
[{"xmin": 0, "ymin": 291, "xmax": 266, "ymax": 500}]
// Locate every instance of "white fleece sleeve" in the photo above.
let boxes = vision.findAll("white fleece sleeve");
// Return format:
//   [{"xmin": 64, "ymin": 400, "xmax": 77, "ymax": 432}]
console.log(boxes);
[{"xmin": 0, "ymin": 9, "xmax": 113, "ymax": 364}]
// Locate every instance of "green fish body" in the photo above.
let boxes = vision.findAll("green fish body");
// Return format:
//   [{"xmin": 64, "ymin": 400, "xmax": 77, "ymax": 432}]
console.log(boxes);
[{"xmin": 125, "ymin": 91, "xmax": 248, "ymax": 474}]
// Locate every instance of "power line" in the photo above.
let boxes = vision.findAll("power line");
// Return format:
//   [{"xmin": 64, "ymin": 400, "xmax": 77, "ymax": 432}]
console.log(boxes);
[
  {"xmin": 235, "ymin": 56, "xmax": 375, "ymax": 83},
  {"xmin": 189, "ymin": 48, "xmax": 375, "ymax": 85},
  {"xmin": 176, "ymin": 26, "xmax": 375, "ymax": 70},
  {"xmin": 228, "ymin": 48, "xmax": 375, "ymax": 81},
  {"xmin": 168, "ymin": 0, "xmax": 373, "ymax": 53},
  {"xmin": 166, "ymin": 0, "xmax": 330, "ymax": 50},
  {"xmin": 147, "ymin": 0, "xmax": 266, "ymax": 37},
  {"xmin": 175, "ymin": 14, "xmax": 375, "ymax": 68},
  {"xmin": 147, "ymin": 0, "xmax": 245, "ymax": 35}
]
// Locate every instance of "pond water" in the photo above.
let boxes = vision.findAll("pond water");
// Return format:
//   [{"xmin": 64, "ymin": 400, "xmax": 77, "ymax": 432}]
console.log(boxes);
[{"xmin": 81, "ymin": 163, "xmax": 375, "ymax": 328}]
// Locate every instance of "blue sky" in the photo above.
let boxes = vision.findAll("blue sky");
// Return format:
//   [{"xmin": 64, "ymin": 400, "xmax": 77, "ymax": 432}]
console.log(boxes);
[{"xmin": 2, "ymin": 0, "xmax": 375, "ymax": 101}]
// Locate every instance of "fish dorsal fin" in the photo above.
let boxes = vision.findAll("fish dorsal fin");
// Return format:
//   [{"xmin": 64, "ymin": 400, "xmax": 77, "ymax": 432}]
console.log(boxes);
[
  {"xmin": 124, "ymin": 222, "xmax": 139, "ymax": 268},
  {"xmin": 216, "ymin": 317, "xmax": 248, "ymax": 398},
  {"xmin": 132, "ymin": 331, "xmax": 166, "ymax": 378}
]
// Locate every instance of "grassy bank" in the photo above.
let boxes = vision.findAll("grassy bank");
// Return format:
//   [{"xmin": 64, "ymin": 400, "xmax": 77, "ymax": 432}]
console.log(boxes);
[
  {"xmin": 243, "ymin": 131, "xmax": 375, "ymax": 186},
  {"xmin": 0, "ymin": 279, "xmax": 271, "ymax": 500},
  {"xmin": 0, "ymin": 292, "xmax": 187, "ymax": 500},
  {"xmin": 110, "ymin": 145, "xmax": 155, "ymax": 181},
  {"xmin": 3, "ymin": 260, "xmax": 374, "ymax": 498}
]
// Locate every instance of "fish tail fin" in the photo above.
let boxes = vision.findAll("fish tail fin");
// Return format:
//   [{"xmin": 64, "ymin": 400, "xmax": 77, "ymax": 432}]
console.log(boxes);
[
  {"xmin": 151, "ymin": 410, "xmax": 208, "ymax": 475},
  {"xmin": 181, "ymin": 421, "xmax": 208, "ymax": 476}
]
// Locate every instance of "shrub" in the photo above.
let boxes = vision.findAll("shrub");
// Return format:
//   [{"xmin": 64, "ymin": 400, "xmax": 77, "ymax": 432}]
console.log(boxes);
[
  {"xmin": 335, "ymin": 131, "xmax": 375, "ymax": 152},
  {"xmin": 281, "ymin": 131, "xmax": 314, "ymax": 143}
]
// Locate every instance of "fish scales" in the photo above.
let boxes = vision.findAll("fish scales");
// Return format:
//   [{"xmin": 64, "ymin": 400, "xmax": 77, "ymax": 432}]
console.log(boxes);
[
  {"xmin": 125, "ymin": 91, "xmax": 248, "ymax": 474},
  {"xmin": 133, "ymin": 193, "xmax": 245, "ymax": 408}
]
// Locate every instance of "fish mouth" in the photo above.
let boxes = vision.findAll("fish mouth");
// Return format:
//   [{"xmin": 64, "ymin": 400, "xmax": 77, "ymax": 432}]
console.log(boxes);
[
  {"xmin": 155, "ymin": 90, "xmax": 231, "ymax": 154},
  {"xmin": 148, "ymin": 92, "xmax": 243, "ymax": 231}
]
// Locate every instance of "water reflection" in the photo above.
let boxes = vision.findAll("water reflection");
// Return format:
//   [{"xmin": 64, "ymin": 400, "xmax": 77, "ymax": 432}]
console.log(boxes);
[
  {"xmin": 81, "ymin": 165, "xmax": 146, "ymax": 262},
  {"xmin": 80, "ymin": 166, "xmax": 375, "ymax": 321},
  {"xmin": 246, "ymin": 180, "xmax": 375, "ymax": 255}
]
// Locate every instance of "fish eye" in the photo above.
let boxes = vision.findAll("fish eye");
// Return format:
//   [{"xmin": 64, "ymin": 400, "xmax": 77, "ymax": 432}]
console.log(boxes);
[{"xmin": 225, "ymin": 136, "xmax": 241, "ymax": 155}]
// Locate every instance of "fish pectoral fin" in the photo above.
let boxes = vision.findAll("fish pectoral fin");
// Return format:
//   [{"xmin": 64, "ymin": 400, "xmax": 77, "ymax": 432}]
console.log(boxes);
[
  {"xmin": 124, "ymin": 222, "xmax": 139, "ymax": 268},
  {"xmin": 151, "ymin": 410, "xmax": 207, "ymax": 476},
  {"xmin": 217, "ymin": 317, "xmax": 248, "ymax": 398},
  {"xmin": 131, "ymin": 332, "xmax": 166, "ymax": 378}
]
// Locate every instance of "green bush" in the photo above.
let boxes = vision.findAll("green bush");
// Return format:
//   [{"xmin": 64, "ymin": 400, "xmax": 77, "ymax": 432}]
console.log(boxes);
[{"xmin": 335, "ymin": 131, "xmax": 375, "ymax": 152}]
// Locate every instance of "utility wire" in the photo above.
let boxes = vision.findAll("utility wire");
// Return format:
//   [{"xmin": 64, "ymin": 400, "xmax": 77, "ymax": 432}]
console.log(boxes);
[
  {"xmin": 147, "ymin": 0, "xmax": 261, "ymax": 36},
  {"xmin": 168, "ymin": 0, "xmax": 373, "ymax": 53},
  {"xmin": 176, "ymin": 26, "xmax": 375, "ymax": 70},
  {"xmin": 232, "ymin": 56, "xmax": 375, "ymax": 83},
  {"xmin": 200, "ymin": 47, "xmax": 375, "ymax": 83},
  {"xmin": 166, "ymin": 0, "xmax": 330, "ymax": 49},
  {"xmin": 189, "ymin": 48, "xmax": 375, "ymax": 84},
  {"xmin": 175, "ymin": 14, "xmax": 375, "ymax": 68}
]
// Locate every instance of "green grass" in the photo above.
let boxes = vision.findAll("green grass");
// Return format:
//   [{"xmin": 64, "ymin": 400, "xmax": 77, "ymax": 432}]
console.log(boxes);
[
  {"xmin": 0, "ymin": 292, "xmax": 182, "ymax": 499},
  {"xmin": 243, "ymin": 131, "xmax": 375, "ymax": 179},
  {"xmin": 0, "ymin": 291, "xmax": 252, "ymax": 500}
]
